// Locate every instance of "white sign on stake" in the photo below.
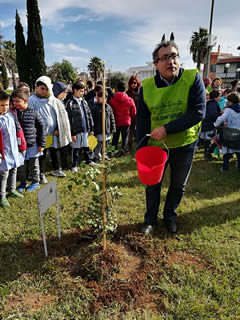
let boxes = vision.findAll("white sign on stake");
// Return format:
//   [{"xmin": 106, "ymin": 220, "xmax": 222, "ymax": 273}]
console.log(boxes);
[{"xmin": 37, "ymin": 178, "xmax": 61, "ymax": 257}]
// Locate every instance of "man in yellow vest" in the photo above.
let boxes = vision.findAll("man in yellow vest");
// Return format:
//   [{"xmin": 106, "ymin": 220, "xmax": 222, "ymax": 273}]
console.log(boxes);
[{"xmin": 136, "ymin": 34, "xmax": 206, "ymax": 234}]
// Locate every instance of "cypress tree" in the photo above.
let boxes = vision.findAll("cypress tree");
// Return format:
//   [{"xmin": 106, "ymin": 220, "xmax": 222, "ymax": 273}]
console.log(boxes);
[
  {"xmin": 26, "ymin": 0, "xmax": 46, "ymax": 88},
  {"xmin": 15, "ymin": 10, "xmax": 31, "ymax": 87}
]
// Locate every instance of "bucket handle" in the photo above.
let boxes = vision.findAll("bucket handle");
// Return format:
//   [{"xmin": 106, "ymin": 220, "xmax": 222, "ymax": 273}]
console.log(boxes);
[{"xmin": 136, "ymin": 134, "xmax": 169, "ymax": 159}]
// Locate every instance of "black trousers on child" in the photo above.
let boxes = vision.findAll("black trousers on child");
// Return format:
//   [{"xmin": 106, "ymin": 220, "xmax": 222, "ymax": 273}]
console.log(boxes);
[
  {"xmin": 112, "ymin": 125, "xmax": 130, "ymax": 154},
  {"xmin": 72, "ymin": 147, "xmax": 92, "ymax": 167},
  {"xmin": 223, "ymin": 152, "xmax": 240, "ymax": 171},
  {"xmin": 39, "ymin": 147, "xmax": 62, "ymax": 174}
]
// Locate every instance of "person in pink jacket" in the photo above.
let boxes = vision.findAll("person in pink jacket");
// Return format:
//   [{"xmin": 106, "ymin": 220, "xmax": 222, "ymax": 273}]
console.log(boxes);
[{"xmin": 110, "ymin": 82, "xmax": 136, "ymax": 156}]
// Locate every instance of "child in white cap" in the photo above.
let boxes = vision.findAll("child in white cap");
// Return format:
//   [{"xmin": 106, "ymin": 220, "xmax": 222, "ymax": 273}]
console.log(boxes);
[{"xmin": 28, "ymin": 76, "xmax": 71, "ymax": 182}]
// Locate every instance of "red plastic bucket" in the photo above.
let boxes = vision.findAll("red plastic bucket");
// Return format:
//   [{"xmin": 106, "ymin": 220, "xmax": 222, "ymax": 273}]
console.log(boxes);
[{"xmin": 135, "ymin": 146, "xmax": 167, "ymax": 185}]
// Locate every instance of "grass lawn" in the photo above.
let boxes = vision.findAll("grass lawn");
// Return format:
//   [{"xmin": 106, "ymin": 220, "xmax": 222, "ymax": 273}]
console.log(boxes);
[{"xmin": 0, "ymin": 148, "xmax": 240, "ymax": 319}]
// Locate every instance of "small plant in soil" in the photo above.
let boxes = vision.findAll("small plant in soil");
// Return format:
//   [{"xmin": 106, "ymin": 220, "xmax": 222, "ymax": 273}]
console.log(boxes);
[{"xmin": 68, "ymin": 162, "xmax": 122, "ymax": 237}]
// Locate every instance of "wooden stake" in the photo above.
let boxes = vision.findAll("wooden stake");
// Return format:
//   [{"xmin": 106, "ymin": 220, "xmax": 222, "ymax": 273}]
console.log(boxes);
[{"xmin": 101, "ymin": 63, "xmax": 107, "ymax": 251}]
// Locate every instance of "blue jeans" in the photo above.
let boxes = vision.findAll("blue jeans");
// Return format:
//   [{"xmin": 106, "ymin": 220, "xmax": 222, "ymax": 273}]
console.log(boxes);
[{"xmin": 144, "ymin": 145, "xmax": 195, "ymax": 225}]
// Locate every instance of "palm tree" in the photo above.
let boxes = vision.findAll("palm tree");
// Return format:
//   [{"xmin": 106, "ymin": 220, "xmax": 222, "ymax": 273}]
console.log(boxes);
[
  {"xmin": 0, "ymin": 33, "xmax": 4, "ymax": 66},
  {"xmin": 0, "ymin": 33, "xmax": 18, "ymax": 90},
  {"xmin": 189, "ymin": 27, "xmax": 209, "ymax": 71},
  {"xmin": 2, "ymin": 40, "xmax": 18, "ymax": 89},
  {"xmin": 87, "ymin": 56, "xmax": 103, "ymax": 83}
]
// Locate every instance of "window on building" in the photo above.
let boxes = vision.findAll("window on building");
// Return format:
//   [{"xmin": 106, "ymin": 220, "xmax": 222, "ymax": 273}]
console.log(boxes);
[
  {"xmin": 236, "ymin": 63, "xmax": 240, "ymax": 79},
  {"xmin": 210, "ymin": 64, "xmax": 216, "ymax": 72},
  {"xmin": 224, "ymin": 65, "xmax": 230, "ymax": 73}
]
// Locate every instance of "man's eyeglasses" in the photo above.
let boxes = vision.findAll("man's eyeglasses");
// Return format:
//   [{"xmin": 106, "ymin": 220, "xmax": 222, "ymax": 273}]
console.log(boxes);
[{"xmin": 157, "ymin": 53, "xmax": 179, "ymax": 63}]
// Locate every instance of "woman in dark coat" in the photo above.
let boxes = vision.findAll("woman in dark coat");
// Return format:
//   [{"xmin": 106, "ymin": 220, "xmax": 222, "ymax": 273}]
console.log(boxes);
[{"xmin": 126, "ymin": 75, "xmax": 141, "ymax": 150}]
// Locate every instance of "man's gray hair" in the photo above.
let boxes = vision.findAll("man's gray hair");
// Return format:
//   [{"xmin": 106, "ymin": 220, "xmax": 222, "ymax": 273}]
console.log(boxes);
[{"xmin": 152, "ymin": 40, "xmax": 179, "ymax": 63}]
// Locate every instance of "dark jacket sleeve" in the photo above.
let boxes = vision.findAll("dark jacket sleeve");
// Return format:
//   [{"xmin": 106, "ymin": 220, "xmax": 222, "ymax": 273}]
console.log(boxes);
[
  {"xmin": 35, "ymin": 111, "xmax": 46, "ymax": 147},
  {"xmin": 84, "ymin": 101, "xmax": 94, "ymax": 132},
  {"xmin": 66, "ymin": 100, "xmax": 74, "ymax": 136},
  {"xmin": 136, "ymin": 87, "xmax": 151, "ymax": 150},
  {"xmin": 91, "ymin": 106, "xmax": 97, "ymax": 134},
  {"xmin": 109, "ymin": 106, "xmax": 116, "ymax": 133},
  {"xmin": 164, "ymin": 72, "xmax": 206, "ymax": 133}
]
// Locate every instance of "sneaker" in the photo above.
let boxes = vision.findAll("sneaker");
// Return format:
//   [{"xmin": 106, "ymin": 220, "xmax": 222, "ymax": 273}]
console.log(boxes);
[
  {"xmin": 40, "ymin": 174, "xmax": 48, "ymax": 184},
  {"xmin": 141, "ymin": 224, "xmax": 154, "ymax": 235},
  {"xmin": 86, "ymin": 161, "xmax": 98, "ymax": 167},
  {"xmin": 104, "ymin": 155, "xmax": 111, "ymax": 161},
  {"xmin": 26, "ymin": 183, "xmax": 40, "ymax": 192},
  {"xmin": 8, "ymin": 191, "xmax": 24, "ymax": 198},
  {"xmin": 52, "ymin": 169, "xmax": 66, "ymax": 178},
  {"xmin": 72, "ymin": 167, "xmax": 78, "ymax": 173},
  {"xmin": 0, "ymin": 198, "xmax": 10, "ymax": 208},
  {"xmin": 17, "ymin": 182, "xmax": 27, "ymax": 192},
  {"xmin": 94, "ymin": 156, "xmax": 102, "ymax": 162},
  {"xmin": 116, "ymin": 150, "xmax": 127, "ymax": 157}
]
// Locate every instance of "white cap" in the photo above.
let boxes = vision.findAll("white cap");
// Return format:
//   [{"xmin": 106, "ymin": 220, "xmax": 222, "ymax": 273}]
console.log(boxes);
[{"xmin": 35, "ymin": 76, "xmax": 53, "ymax": 96}]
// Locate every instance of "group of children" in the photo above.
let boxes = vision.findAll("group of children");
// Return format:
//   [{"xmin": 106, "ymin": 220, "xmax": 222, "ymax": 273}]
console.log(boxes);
[
  {"xmin": 200, "ymin": 86, "xmax": 240, "ymax": 172},
  {"xmin": 0, "ymin": 76, "xmax": 137, "ymax": 208}
]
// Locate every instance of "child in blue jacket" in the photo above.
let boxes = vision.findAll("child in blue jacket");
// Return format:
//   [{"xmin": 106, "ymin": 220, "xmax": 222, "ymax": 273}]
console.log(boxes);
[
  {"xmin": 0, "ymin": 91, "xmax": 25, "ymax": 208},
  {"xmin": 214, "ymin": 92, "xmax": 240, "ymax": 171}
]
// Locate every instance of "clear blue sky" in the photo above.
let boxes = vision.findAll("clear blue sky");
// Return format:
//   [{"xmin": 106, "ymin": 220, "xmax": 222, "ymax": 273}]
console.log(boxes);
[{"xmin": 0, "ymin": 0, "xmax": 239, "ymax": 73}]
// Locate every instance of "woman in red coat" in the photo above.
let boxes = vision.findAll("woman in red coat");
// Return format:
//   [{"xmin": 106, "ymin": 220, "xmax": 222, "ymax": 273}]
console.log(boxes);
[{"xmin": 126, "ymin": 75, "xmax": 141, "ymax": 150}]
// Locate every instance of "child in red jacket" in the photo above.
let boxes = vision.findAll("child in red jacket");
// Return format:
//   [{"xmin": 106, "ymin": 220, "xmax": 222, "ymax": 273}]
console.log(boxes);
[{"xmin": 110, "ymin": 82, "xmax": 136, "ymax": 156}]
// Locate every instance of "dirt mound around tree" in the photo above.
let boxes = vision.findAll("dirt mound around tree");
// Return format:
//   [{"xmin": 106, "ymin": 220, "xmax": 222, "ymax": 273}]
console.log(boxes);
[{"xmin": 71, "ymin": 239, "xmax": 165, "ymax": 314}]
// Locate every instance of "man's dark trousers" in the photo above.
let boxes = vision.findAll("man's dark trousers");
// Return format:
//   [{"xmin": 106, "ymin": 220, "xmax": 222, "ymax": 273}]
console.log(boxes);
[{"xmin": 144, "ymin": 144, "xmax": 195, "ymax": 225}]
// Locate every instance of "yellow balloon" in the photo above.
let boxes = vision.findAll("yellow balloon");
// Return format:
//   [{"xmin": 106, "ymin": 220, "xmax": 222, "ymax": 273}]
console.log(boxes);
[
  {"xmin": 45, "ymin": 135, "xmax": 53, "ymax": 149},
  {"xmin": 88, "ymin": 136, "xmax": 98, "ymax": 151}
]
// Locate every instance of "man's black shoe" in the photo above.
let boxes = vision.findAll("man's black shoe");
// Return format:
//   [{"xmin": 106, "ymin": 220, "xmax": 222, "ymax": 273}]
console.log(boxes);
[
  {"xmin": 141, "ymin": 224, "xmax": 153, "ymax": 235},
  {"xmin": 165, "ymin": 220, "xmax": 177, "ymax": 234}
]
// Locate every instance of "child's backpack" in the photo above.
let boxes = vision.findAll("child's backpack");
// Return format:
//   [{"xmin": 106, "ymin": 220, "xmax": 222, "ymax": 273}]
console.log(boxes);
[{"xmin": 217, "ymin": 126, "xmax": 240, "ymax": 149}]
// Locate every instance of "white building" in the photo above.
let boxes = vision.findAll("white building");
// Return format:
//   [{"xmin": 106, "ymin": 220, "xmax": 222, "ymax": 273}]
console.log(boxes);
[
  {"xmin": 127, "ymin": 62, "xmax": 156, "ymax": 82},
  {"xmin": 216, "ymin": 56, "xmax": 240, "ymax": 87}
]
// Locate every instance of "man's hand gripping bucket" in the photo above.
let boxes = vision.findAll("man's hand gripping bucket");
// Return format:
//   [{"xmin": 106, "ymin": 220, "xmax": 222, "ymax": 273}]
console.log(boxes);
[{"xmin": 135, "ymin": 134, "xmax": 168, "ymax": 185}]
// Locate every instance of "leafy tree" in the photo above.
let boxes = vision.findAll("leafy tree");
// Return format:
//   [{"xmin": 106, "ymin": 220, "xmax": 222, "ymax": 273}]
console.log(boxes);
[
  {"xmin": 190, "ymin": 27, "xmax": 209, "ymax": 71},
  {"xmin": 15, "ymin": 10, "xmax": 31, "ymax": 87},
  {"xmin": 47, "ymin": 62, "xmax": 62, "ymax": 82},
  {"xmin": 47, "ymin": 59, "xmax": 78, "ymax": 83},
  {"xmin": 27, "ymin": 0, "xmax": 46, "ymax": 88},
  {"xmin": 87, "ymin": 56, "xmax": 103, "ymax": 83},
  {"xmin": 107, "ymin": 72, "xmax": 128, "ymax": 89}
]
